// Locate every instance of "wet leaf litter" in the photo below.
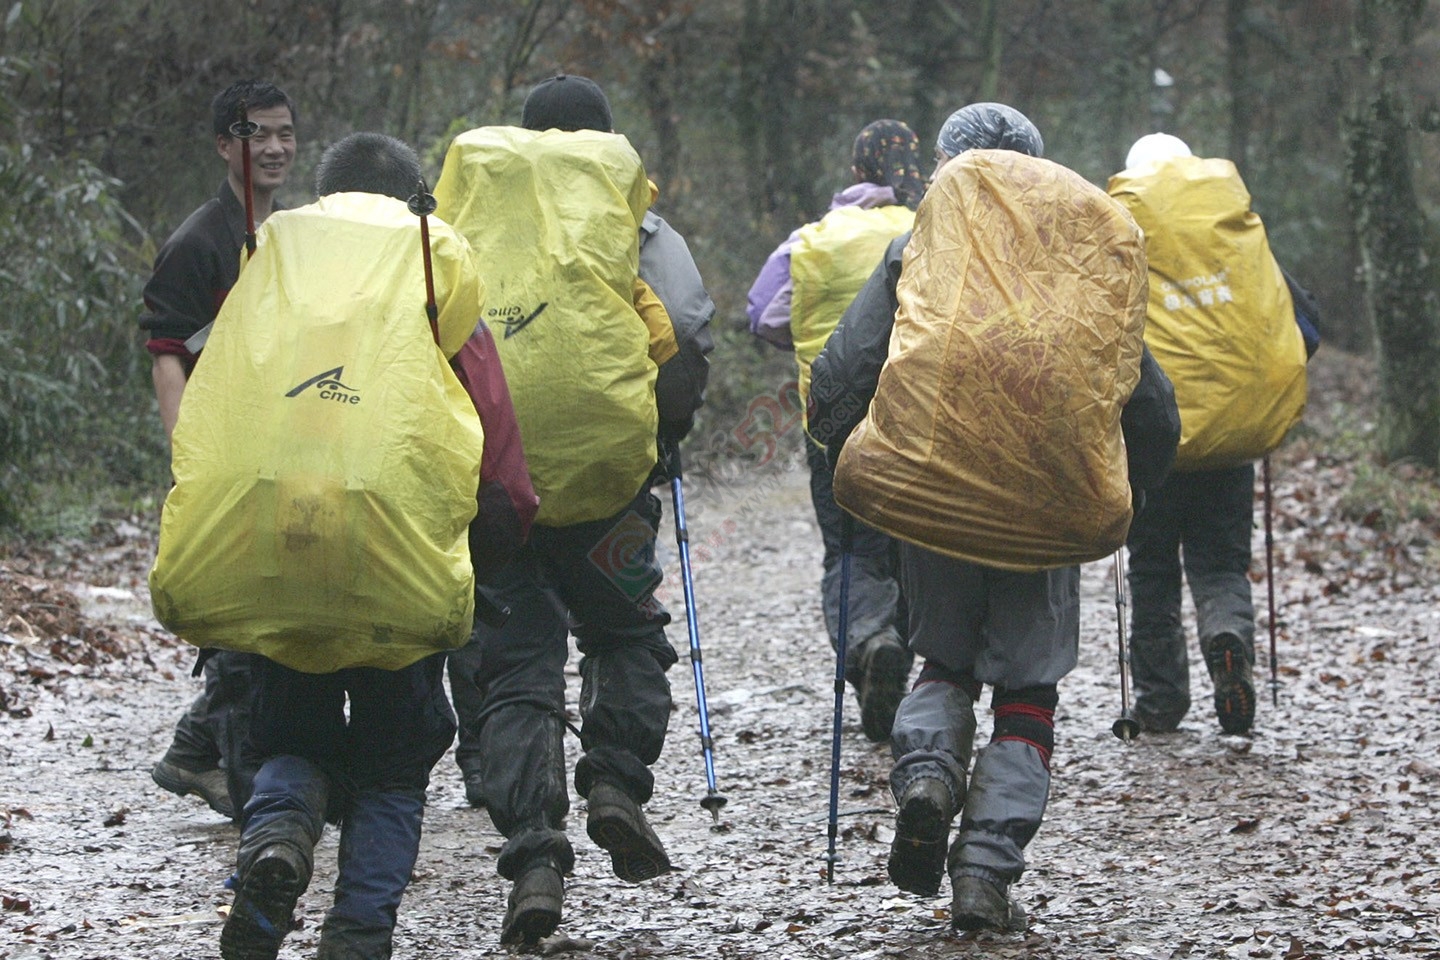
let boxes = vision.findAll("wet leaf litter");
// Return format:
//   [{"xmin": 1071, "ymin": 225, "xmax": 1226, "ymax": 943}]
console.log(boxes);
[{"xmin": 3, "ymin": 350, "xmax": 1439, "ymax": 958}]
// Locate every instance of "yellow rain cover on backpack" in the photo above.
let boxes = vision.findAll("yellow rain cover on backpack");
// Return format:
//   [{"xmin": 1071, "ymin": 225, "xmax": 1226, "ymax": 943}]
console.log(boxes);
[
  {"xmin": 149, "ymin": 193, "xmax": 486, "ymax": 673},
  {"xmin": 1108, "ymin": 156, "xmax": 1306, "ymax": 471},
  {"xmin": 792, "ymin": 204, "xmax": 915, "ymax": 433},
  {"xmin": 834, "ymin": 151, "xmax": 1147, "ymax": 571},
  {"xmin": 435, "ymin": 126, "xmax": 656, "ymax": 526}
]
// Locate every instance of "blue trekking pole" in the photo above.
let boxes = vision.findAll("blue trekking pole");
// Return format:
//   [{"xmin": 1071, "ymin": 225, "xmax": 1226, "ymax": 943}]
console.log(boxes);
[
  {"xmin": 662, "ymin": 439, "xmax": 727, "ymax": 823},
  {"xmin": 1262, "ymin": 455, "xmax": 1280, "ymax": 706},
  {"xmin": 824, "ymin": 512, "xmax": 854, "ymax": 883}
]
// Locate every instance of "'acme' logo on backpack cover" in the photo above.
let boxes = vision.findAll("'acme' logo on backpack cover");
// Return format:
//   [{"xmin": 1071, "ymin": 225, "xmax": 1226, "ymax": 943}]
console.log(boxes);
[
  {"xmin": 286, "ymin": 366, "xmax": 360, "ymax": 405},
  {"xmin": 490, "ymin": 302, "xmax": 548, "ymax": 339}
]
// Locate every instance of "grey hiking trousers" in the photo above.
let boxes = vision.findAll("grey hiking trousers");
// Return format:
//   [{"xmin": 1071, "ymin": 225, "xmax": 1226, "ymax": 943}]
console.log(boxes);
[
  {"xmin": 890, "ymin": 543, "xmax": 1079, "ymax": 881},
  {"xmin": 805, "ymin": 440, "xmax": 910, "ymax": 680}
]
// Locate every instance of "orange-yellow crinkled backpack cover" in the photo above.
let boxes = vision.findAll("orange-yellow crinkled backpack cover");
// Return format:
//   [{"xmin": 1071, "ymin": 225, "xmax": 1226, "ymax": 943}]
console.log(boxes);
[{"xmin": 833, "ymin": 150, "xmax": 1147, "ymax": 571}]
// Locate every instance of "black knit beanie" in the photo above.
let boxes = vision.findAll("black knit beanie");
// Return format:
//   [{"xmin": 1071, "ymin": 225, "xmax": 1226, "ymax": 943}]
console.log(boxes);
[{"xmin": 520, "ymin": 75, "xmax": 613, "ymax": 133}]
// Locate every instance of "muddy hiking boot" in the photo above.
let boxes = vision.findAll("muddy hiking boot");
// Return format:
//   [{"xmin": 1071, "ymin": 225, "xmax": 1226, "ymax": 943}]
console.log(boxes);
[
  {"xmin": 220, "ymin": 845, "xmax": 307, "ymax": 960},
  {"xmin": 461, "ymin": 770, "xmax": 487, "ymax": 809},
  {"xmin": 585, "ymin": 781, "xmax": 672, "ymax": 883},
  {"xmin": 316, "ymin": 915, "xmax": 394, "ymax": 960},
  {"xmin": 888, "ymin": 777, "xmax": 957, "ymax": 896},
  {"xmin": 1206, "ymin": 633, "xmax": 1256, "ymax": 736},
  {"xmin": 858, "ymin": 630, "xmax": 909, "ymax": 743},
  {"xmin": 152, "ymin": 758, "xmax": 236, "ymax": 820},
  {"xmin": 950, "ymin": 872, "xmax": 1028, "ymax": 933},
  {"xmin": 500, "ymin": 858, "xmax": 565, "ymax": 946}
]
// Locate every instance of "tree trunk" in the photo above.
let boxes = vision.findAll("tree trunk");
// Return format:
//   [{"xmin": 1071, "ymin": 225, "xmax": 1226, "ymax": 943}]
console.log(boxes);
[
  {"xmin": 642, "ymin": 52, "xmax": 683, "ymax": 203},
  {"xmin": 1226, "ymin": 0, "xmax": 1251, "ymax": 164},
  {"xmin": 978, "ymin": 0, "xmax": 1001, "ymax": 102},
  {"xmin": 1346, "ymin": 0, "xmax": 1440, "ymax": 466}
]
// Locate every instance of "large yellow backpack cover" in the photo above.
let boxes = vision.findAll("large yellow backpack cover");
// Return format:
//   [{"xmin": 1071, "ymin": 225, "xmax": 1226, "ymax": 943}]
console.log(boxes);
[
  {"xmin": 791, "ymin": 204, "xmax": 916, "ymax": 423},
  {"xmin": 834, "ymin": 150, "xmax": 1147, "ymax": 571},
  {"xmin": 149, "ymin": 193, "xmax": 486, "ymax": 673},
  {"xmin": 435, "ymin": 126, "xmax": 656, "ymax": 526},
  {"xmin": 1108, "ymin": 156, "xmax": 1306, "ymax": 470}
]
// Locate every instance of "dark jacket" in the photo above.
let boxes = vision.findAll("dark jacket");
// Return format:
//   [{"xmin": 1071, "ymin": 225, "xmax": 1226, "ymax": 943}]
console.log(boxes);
[
  {"xmin": 809, "ymin": 232, "xmax": 1181, "ymax": 501},
  {"xmin": 140, "ymin": 182, "xmax": 270, "ymax": 364}
]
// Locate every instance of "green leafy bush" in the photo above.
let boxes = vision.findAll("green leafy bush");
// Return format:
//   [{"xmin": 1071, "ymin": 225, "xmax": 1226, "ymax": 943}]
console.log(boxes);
[{"xmin": 0, "ymin": 144, "xmax": 166, "ymax": 531}]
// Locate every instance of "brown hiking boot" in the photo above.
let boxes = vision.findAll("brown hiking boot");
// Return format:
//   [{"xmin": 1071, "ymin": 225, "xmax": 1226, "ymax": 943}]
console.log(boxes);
[
  {"xmin": 858, "ymin": 630, "xmax": 909, "ymax": 743},
  {"xmin": 950, "ymin": 873, "xmax": 1027, "ymax": 932},
  {"xmin": 887, "ymin": 777, "xmax": 956, "ymax": 896},
  {"xmin": 1206, "ymin": 633, "xmax": 1256, "ymax": 735},
  {"xmin": 585, "ymin": 781, "xmax": 672, "ymax": 883},
  {"xmin": 152, "ymin": 759, "xmax": 236, "ymax": 820}
]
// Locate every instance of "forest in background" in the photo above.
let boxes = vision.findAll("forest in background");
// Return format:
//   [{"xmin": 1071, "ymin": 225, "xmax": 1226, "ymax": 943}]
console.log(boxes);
[{"xmin": 1, "ymin": 0, "xmax": 1437, "ymax": 532}]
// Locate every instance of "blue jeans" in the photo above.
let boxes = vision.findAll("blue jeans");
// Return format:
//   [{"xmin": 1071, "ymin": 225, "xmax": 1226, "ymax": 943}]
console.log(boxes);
[{"xmin": 239, "ymin": 652, "xmax": 455, "ymax": 931}]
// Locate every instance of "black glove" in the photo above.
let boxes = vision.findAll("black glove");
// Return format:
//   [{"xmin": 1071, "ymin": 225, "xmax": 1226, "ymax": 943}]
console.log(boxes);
[{"xmin": 658, "ymin": 415, "xmax": 694, "ymax": 444}]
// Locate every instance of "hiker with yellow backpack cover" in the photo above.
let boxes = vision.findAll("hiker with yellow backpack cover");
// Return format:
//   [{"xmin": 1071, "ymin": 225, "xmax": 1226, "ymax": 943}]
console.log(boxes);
[
  {"xmin": 433, "ymin": 75, "xmax": 713, "ymax": 947},
  {"xmin": 1107, "ymin": 133, "xmax": 1319, "ymax": 738},
  {"xmin": 148, "ymin": 133, "xmax": 531, "ymax": 960},
  {"xmin": 809, "ymin": 103, "xmax": 1182, "ymax": 933},
  {"xmin": 746, "ymin": 119, "xmax": 927, "ymax": 744}
]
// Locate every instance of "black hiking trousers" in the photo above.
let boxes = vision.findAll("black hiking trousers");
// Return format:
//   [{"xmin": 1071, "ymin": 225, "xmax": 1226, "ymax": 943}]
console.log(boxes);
[
  {"xmin": 1126, "ymin": 463, "xmax": 1257, "ymax": 729},
  {"xmin": 448, "ymin": 486, "xmax": 679, "ymax": 880}
]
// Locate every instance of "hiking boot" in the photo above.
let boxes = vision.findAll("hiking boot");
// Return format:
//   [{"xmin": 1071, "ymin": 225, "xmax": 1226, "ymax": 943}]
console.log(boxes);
[
  {"xmin": 887, "ymin": 777, "xmax": 956, "ymax": 896},
  {"xmin": 950, "ymin": 873, "xmax": 1027, "ymax": 933},
  {"xmin": 220, "ymin": 845, "xmax": 305, "ymax": 960},
  {"xmin": 1206, "ymin": 633, "xmax": 1256, "ymax": 736},
  {"xmin": 1134, "ymin": 706, "xmax": 1184, "ymax": 734},
  {"xmin": 316, "ymin": 915, "xmax": 393, "ymax": 960},
  {"xmin": 585, "ymin": 781, "xmax": 672, "ymax": 883},
  {"xmin": 152, "ymin": 758, "xmax": 236, "ymax": 820},
  {"xmin": 500, "ymin": 859, "xmax": 564, "ymax": 946},
  {"xmin": 462, "ymin": 770, "xmax": 487, "ymax": 809},
  {"xmin": 858, "ymin": 630, "xmax": 909, "ymax": 743}
]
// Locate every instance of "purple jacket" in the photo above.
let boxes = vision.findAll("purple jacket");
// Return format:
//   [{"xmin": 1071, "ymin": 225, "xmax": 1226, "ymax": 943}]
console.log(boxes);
[{"xmin": 746, "ymin": 182, "xmax": 899, "ymax": 349}]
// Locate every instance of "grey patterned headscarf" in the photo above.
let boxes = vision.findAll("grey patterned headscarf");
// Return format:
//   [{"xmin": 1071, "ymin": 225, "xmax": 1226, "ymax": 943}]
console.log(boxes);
[{"xmin": 935, "ymin": 103, "xmax": 1044, "ymax": 159}]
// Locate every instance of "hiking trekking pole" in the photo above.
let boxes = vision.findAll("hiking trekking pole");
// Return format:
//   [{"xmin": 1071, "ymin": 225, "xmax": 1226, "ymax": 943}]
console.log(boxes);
[
  {"xmin": 1112, "ymin": 551, "xmax": 1140, "ymax": 741},
  {"xmin": 406, "ymin": 179, "xmax": 441, "ymax": 344},
  {"xmin": 1262, "ymin": 456, "xmax": 1280, "ymax": 706},
  {"xmin": 662, "ymin": 439, "xmax": 727, "ymax": 823},
  {"xmin": 229, "ymin": 101, "xmax": 259, "ymax": 257},
  {"xmin": 407, "ymin": 179, "xmax": 510, "ymax": 630},
  {"xmin": 824, "ymin": 512, "xmax": 854, "ymax": 883}
]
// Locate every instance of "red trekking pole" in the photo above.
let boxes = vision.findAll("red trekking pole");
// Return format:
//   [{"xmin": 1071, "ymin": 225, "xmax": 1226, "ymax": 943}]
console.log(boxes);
[
  {"xmin": 229, "ymin": 101, "xmax": 259, "ymax": 257},
  {"xmin": 406, "ymin": 178, "xmax": 441, "ymax": 345}
]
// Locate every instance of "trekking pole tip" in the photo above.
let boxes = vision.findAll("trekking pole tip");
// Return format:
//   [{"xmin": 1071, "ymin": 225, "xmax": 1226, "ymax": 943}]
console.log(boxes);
[
  {"xmin": 1112, "ymin": 712, "xmax": 1140, "ymax": 742},
  {"xmin": 701, "ymin": 791, "xmax": 727, "ymax": 824}
]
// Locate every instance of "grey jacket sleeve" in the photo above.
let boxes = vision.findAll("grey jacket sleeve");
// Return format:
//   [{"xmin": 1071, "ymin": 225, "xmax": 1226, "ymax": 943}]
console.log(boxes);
[
  {"xmin": 808, "ymin": 232, "xmax": 909, "ymax": 462},
  {"xmin": 640, "ymin": 211, "xmax": 715, "ymax": 439}
]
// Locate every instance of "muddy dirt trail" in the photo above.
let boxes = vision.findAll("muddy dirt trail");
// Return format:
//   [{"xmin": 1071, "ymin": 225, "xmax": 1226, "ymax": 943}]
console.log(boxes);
[{"xmin": 4, "ymin": 352, "xmax": 1440, "ymax": 960}]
